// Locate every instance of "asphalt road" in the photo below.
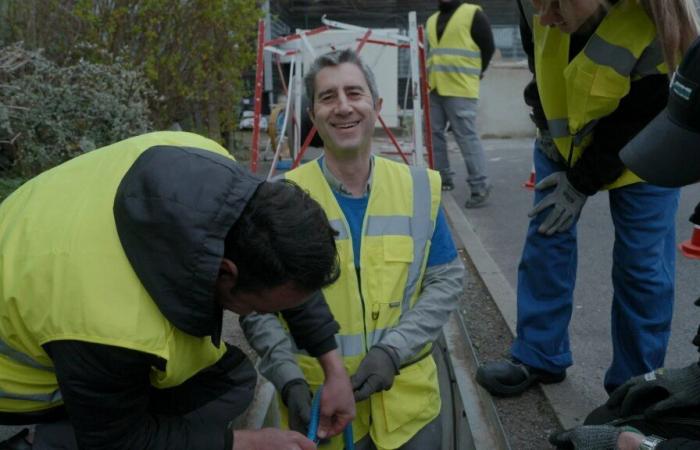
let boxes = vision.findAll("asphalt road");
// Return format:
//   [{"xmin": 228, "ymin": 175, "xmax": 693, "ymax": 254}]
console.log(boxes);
[{"xmin": 447, "ymin": 137, "xmax": 700, "ymax": 408}]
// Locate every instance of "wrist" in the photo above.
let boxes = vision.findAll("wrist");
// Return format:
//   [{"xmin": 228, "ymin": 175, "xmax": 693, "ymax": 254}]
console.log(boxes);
[
  {"xmin": 232, "ymin": 430, "xmax": 255, "ymax": 450},
  {"xmin": 617, "ymin": 431, "xmax": 645, "ymax": 450},
  {"xmin": 318, "ymin": 349, "xmax": 346, "ymax": 377},
  {"xmin": 373, "ymin": 344, "xmax": 400, "ymax": 372},
  {"xmin": 281, "ymin": 378, "xmax": 308, "ymax": 406}
]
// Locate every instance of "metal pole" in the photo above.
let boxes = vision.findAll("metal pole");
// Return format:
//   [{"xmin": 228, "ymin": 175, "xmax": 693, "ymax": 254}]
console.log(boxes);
[
  {"xmin": 355, "ymin": 29, "xmax": 372, "ymax": 53},
  {"xmin": 378, "ymin": 115, "xmax": 410, "ymax": 165},
  {"xmin": 408, "ymin": 12, "xmax": 424, "ymax": 166},
  {"xmin": 268, "ymin": 55, "xmax": 297, "ymax": 180},
  {"xmin": 292, "ymin": 126, "xmax": 318, "ymax": 169},
  {"xmin": 293, "ymin": 38, "xmax": 303, "ymax": 159},
  {"xmin": 418, "ymin": 25, "xmax": 434, "ymax": 169},
  {"xmin": 250, "ymin": 19, "xmax": 265, "ymax": 173},
  {"xmin": 263, "ymin": 0, "xmax": 273, "ymax": 103}
]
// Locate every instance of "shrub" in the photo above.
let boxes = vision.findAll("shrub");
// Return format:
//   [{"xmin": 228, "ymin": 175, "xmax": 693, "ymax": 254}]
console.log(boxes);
[{"xmin": 0, "ymin": 43, "xmax": 153, "ymax": 176}]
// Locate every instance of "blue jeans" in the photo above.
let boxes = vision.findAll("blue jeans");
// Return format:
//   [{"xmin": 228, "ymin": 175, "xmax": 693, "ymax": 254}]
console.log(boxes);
[
  {"xmin": 429, "ymin": 92, "xmax": 489, "ymax": 193},
  {"xmin": 511, "ymin": 141, "xmax": 679, "ymax": 392}
]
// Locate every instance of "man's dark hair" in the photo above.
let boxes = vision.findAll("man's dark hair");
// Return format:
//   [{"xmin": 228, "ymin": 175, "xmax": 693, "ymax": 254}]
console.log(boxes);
[{"xmin": 224, "ymin": 180, "xmax": 340, "ymax": 293}]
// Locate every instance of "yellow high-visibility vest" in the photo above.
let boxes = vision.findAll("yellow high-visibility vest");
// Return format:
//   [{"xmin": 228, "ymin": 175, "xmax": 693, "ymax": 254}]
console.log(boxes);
[
  {"xmin": 0, "ymin": 132, "xmax": 229, "ymax": 413},
  {"xmin": 284, "ymin": 157, "xmax": 442, "ymax": 450},
  {"xmin": 534, "ymin": 0, "xmax": 667, "ymax": 190},
  {"xmin": 427, "ymin": 3, "xmax": 482, "ymax": 98}
]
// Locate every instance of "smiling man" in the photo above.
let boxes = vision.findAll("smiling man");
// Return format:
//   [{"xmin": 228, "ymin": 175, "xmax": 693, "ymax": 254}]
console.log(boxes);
[{"xmin": 242, "ymin": 49, "xmax": 465, "ymax": 450}]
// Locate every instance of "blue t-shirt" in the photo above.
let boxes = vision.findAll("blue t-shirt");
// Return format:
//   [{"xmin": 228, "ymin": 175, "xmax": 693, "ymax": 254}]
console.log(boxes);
[{"xmin": 333, "ymin": 191, "xmax": 457, "ymax": 268}]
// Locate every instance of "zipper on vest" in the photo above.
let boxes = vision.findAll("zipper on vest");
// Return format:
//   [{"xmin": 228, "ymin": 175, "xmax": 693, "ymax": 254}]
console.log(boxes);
[
  {"xmin": 355, "ymin": 268, "xmax": 375, "ymax": 430},
  {"xmin": 355, "ymin": 268, "xmax": 369, "ymax": 353}
]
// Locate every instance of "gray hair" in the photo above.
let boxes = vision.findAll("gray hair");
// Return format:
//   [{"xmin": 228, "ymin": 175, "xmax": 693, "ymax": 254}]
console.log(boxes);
[{"xmin": 304, "ymin": 48, "xmax": 380, "ymax": 107}]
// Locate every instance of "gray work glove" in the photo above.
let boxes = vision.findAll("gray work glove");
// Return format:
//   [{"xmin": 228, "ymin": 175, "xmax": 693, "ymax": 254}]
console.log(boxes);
[
  {"xmin": 281, "ymin": 379, "xmax": 313, "ymax": 434},
  {"xmin": 351, "ymin": 344, "xmax": 400, "ymax": 402},
  {"xmin": 549, "ymin": 425, "xmax": 621, "ymax": 450},
  {"xmin": 529, "ymin": 171, "xmax": 586, "ymax": 236},
  {"xmin": 606, "ymin": 363, "xmax": 700, "ymax": 417}
]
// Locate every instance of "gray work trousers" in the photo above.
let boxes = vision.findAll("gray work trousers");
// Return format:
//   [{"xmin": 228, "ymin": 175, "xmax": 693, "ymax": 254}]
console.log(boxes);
[
  {"xmin": 429, "ymin": 92, "xmax": 489, "ymax": 194},
  {"xmin": 354, "ymin": 415, "xmax": 442, "ymax": 450}
]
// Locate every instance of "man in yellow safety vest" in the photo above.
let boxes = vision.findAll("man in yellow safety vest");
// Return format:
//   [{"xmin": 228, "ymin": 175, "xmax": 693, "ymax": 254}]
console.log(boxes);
[
  {"xmin": 242, "ymin": 49, "xmax": 465, "ymax": 450},
  {"xmin": 426, "ymin": 0, "xmax": 495, "ymax": 207}
]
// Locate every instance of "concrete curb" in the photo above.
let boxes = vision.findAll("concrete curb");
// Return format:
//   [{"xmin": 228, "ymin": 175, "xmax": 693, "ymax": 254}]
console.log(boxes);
[
  {"xmin": 442, "ymin": 192, "xmax": 591, "ymax": 429},
  {"xmin": 441, "ymin": 314, "xmax": 511, "ymax": 449}
]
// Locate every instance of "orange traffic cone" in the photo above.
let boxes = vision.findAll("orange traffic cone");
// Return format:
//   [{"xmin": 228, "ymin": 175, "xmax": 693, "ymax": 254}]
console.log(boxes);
[
  {"xmin": 523, "ymin": 165, "xmax": 536, "ymax": 190},
  {"xmin": 679, "ymin": 225, "xmax": 700, "ymax": 259}
]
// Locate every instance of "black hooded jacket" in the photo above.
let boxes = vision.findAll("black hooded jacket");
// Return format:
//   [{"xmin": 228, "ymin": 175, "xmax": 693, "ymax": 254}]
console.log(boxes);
[{"xmin": 1, "ymin": 144, "xmax": 338, "ymax": 449}]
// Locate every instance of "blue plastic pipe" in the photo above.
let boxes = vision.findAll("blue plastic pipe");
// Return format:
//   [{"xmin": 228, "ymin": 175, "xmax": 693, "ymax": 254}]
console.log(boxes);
[{"xmin": 307, "ymin": 386, "xmax": 355, "ymax": 449}]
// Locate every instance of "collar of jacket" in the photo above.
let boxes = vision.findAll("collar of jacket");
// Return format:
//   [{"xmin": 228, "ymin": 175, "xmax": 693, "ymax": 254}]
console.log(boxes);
[{"xmin": 320, "ymin": 155, "xmax": 374, "ymax": 198}]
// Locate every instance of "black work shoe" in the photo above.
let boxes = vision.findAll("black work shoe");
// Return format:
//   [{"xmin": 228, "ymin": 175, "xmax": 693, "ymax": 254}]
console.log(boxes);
[
  {"xmin": 475, "ymin": 359, "xmax": 566, "ymax": 397},
  {"xmin": 464, "ymin": 185, "xmax": 491, "ymax": 208},
  {"xmin": 0, "ymin": 429, "xmax": 32, "ymax": 450},
  {"xmin": 441, "ymin": 179, "xmax": 454, "ymax": 191}
]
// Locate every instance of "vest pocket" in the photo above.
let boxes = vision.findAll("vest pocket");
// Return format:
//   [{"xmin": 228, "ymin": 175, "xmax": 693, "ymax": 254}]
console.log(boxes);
[
  {"xmin": 377, "ymin": 355, "xmax": 440, "ymax": 433},
  {"xmin": 379, "ymin": 236, "xmax": 413, "ymax": 304},
  {"xmin": 589, "ymin": 66, "xmax": 629, "ymax": 98},
  {"xmin": 566, "ymin": 65, "xmax": 629, "ymax": 134}
]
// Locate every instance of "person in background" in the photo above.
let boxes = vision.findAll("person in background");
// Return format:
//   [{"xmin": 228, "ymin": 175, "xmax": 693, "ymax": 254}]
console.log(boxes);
[
  {"xmin": 242, "ymin": 49, "xmax": 464, "ymax": 450},
  {"xmin": 426, "ymin": 0, "xmax": 495, "ymax": 207},
  {"xmin": 477, "ymin": 0, "xmax": 699, "ymax": 397},
  {"xmin": 550, "ymin": 34, "xmax": 700, "ymax": 450},
  {"xmin": 0, "ymin": 131, "xmax": 354, "ymax": 450}
]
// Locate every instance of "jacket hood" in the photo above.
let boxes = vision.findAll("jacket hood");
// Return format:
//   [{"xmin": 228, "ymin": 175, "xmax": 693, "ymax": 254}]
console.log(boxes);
[{"xmin": 113, "ymin": 145, "xmax": 263, "ymax": 343}]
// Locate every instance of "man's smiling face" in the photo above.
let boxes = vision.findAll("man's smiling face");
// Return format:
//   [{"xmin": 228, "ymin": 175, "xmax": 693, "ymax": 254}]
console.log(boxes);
[{"xmin": 309, "ymin": 62, "xmax": 382, "ymax": 156}]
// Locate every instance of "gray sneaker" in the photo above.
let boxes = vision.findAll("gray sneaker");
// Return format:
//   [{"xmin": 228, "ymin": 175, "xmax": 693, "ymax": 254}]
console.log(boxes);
[{"xmin": 464, "ymin": 185, "xmax": 491, "ymax": 208}]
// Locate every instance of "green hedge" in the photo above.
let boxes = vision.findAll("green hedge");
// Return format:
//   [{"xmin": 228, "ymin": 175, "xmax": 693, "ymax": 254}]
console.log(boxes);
[{"xmin": 1, "ymin": 43, "xmax": 153, "ymax": 177}]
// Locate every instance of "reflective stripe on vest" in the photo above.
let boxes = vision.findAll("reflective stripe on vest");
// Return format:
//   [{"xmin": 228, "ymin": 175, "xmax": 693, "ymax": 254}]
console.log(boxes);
[
  {"xmin": 426, "ymin": 4, "xmax": 482, "ymax": 98},
  {"xmin": 328, "ymin": 219, "xmax": 349, "ymax": 240},
  {"xmin": 634, "ymin": 39, "xmax": 665, "ymax": 77},
  {"xmin": 0, "ymin": 338, "xmax": 52, "ymax": 372},
  {"xmin": 427, "ymin": 65, "xmax": 482, "ymax": 76},
  {"xmin": 0, "ymin": 389, "xmax": 62, "ymax": 404},
  {"xmin": 429, "ymin": 48, "xmax": 480, "ymax": 58},
  {"xmin": 403, "ymin": 167, "xmax": 432, "ymax": 314},
  {"xmin": 0, "ymin": 337, "xmax": 61, "ymax": 406},
  {"xmin": 289, "ymin": 326, "xmax": 423, "ymax": 359},
  {"xmin": 534, "ymin": 0, "xmax": 667, "ymax": 190}
]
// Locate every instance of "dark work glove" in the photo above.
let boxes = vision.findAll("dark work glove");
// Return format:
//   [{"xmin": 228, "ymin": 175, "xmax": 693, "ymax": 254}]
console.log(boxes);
[
  {"xmin": 281, "ymin": 379, "xmax": 313, "ymax": 434},
  {"xmin": 351, "ymin": 344, "xmax": 400, "ymax": 402},
  {"xmin": 606, "ymin": 363, "xmax": 700, "ymax": 417},
  {"xmin": 690, "ymin": 201, "xmax": 700, "ymax": 225},
  {"xmin": 549, "ymin": 425, "xmax": 621, "ymax": 450},
  {"xmin": 529, "ymin": 171, "xmax": 586, "ymax": 236}
]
